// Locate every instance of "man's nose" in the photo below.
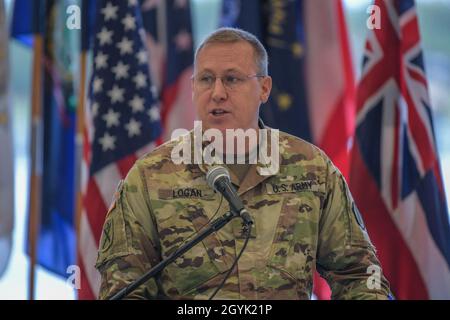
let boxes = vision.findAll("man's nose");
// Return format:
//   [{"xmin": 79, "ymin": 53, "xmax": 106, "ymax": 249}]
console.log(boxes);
[{"xmin": 211, "ymin": 77, "xmax": 228, "ymax": 102}]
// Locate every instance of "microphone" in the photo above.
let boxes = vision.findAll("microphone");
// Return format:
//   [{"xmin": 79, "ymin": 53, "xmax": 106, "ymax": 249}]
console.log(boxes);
[{"xmin": 206, "ymin": 166, "xmax": 253, "ymax": 226}]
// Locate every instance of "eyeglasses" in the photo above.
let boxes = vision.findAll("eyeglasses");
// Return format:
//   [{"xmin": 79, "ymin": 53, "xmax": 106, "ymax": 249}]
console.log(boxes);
[{"xmin": 192, "ymin": 72, "xmax": 265, "ymax": 91}]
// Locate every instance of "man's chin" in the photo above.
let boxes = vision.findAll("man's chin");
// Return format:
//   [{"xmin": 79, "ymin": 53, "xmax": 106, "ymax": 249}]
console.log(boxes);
[
  {"xmin": 201, "ymin": 121, "xmax": 260, "ymax": 134},
  {"xmin": 202, "ymin": 119, "xmax": 236, "ymax": 133}
]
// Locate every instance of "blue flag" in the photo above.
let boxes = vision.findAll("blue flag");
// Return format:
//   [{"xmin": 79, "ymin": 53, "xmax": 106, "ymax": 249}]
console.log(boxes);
[
  {"xmin": 11, "ymin": 0, "xmax": 78, "ymax": 277},
  {"xmin": 10, "ymin": 0, "xmax": 34, "ymax": 46},
  {"xmin": 39, "ymin": 0, "xmax": 78, "ymax": 275},
  {"xmin": 221, "ymin": 0, "xmax": 311, "ymax": 142}
]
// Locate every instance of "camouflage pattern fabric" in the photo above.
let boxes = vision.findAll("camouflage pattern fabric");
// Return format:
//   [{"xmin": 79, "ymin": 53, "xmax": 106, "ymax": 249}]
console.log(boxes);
[{"xmin": 96, "ymin": 129, "xmax": 391, "ymax": 300}]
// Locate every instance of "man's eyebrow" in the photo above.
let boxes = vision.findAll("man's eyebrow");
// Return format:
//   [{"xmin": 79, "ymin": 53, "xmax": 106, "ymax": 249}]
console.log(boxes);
[
  {"xmin": 197, "ymin": 68, "xmax": 243, "ymax": 74},
  {"xmin": 224, "ymin": 68, "xmax": 240, "ymax": 72},
  {"xmin": 198, "ymin": 68, "xmax": 213, "ymax": 74},
  {"xmin": 223, "ymin": 68, "xmax": 244, "ymax": 74}
]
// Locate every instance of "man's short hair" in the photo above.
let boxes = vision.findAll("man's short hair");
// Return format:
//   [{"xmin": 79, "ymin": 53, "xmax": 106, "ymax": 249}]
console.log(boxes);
[{"xmin": 194, "ymin": 27, "xmax": 268, "ymax": 76}]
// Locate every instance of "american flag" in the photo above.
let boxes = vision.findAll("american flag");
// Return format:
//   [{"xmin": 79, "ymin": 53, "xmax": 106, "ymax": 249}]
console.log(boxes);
[
  {"xmin": 78, "ymin": 0, "xmax": 161, "ymax": 299},
  {"xmin": 350, "ymin": 0, "xmax": 450, "ymax": 299}
]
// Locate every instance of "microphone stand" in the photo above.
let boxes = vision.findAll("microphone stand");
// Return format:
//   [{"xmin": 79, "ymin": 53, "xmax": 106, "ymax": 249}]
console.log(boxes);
[{"xmin": 109, "ymin": 210, "xmax": 252, "ymax": 300}]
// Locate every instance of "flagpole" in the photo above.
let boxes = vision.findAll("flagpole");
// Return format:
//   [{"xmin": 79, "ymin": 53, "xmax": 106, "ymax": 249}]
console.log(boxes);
[
  {"xmin": 156, "ymin": 0, "xmax": 167, "ymax": 93},
  {"xmin": 27, "ymin": 31, "xmax": 44, "ymax": 301},
  {"xmin": 75, "ymin": 1, "xmax": 89, "ymax": 299},
  {"xmin": 75, "ymin": 48, "xmax": 86, "ymax": 269},
  {"xmin": 157, "ymin": 0, "xmax": 167, "ymax": 141}
]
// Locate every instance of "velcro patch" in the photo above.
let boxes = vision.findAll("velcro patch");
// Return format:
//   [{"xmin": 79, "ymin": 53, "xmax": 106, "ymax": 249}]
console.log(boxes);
[
  {"xmin": 100, "ymin": 219, "xmax": 114, "ymax": 252},
  {"xmin": 266, "ymin": 180, "xmax": 319, "ymax": 194},
  {"xmin": 158, "ymin": 187, "xmax": 215, "ymax": 199}
]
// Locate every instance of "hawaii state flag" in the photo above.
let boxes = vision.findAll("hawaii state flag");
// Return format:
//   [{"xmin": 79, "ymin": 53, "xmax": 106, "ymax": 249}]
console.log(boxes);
[{"xmin": 350, "ymin": 0, "xmax": 450, "ymax": 299}]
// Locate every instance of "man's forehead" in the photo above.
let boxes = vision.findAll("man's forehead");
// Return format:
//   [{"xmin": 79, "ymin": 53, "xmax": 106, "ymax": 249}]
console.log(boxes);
[{"xmin": 195, "ymin": 41, "xmax": 257, "ymax": 72}]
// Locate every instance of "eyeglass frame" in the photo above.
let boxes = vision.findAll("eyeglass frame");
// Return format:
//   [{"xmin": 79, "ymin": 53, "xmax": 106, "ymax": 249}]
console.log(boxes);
[{"xmin": 191, "ymin": 72, "xmax": 266, "ymax": 91}]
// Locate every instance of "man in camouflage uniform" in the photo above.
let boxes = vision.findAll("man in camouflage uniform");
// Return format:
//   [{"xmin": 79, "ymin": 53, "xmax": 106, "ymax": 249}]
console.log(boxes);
[{"xmin": 96, "ymin": 28, "xmax": 391, "ymax": 299}]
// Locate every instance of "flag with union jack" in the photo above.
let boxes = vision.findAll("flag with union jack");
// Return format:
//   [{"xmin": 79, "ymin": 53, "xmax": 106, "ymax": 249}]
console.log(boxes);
[
  {"xmin": 78, "ymin": 0, "xmax": 162, "ymax": 299},
  {"xmin": 349, "ymin": 0, "xmax": 450, "ymax": 299}
]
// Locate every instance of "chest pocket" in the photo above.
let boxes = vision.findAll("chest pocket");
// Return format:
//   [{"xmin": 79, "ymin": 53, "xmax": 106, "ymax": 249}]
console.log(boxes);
[
  {"xmin": 153, "ymin": 186, "xmax": 234, "ymax": 296},
  {"xmin": 264, "ymin": 183, "xmax": 322, "ymax": 282}
]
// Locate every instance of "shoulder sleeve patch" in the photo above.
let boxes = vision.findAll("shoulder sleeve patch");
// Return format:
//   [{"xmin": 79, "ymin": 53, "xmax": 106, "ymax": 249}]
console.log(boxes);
[{"xmin": 100, "ymin": 218, "xmax": 114, "ymax": 253}]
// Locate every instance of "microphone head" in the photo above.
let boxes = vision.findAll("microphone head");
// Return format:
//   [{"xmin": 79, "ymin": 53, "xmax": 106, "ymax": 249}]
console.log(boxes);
[{"xmin": 206, "ymin": 166, "xmax": 230, "ymax": 191}]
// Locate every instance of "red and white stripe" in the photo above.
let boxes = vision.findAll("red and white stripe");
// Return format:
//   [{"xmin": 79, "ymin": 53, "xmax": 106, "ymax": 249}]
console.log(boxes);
[
  {"xmin": 77, "ymin": 97, "xmax": 157, "ymax": 299},
  {"xmin": 305, "ymin": 0, "xmax": 356, "ymax": 180},
  {"xmin": 305, "ymin": 0, "xmax": 356, "ymax": 299}
]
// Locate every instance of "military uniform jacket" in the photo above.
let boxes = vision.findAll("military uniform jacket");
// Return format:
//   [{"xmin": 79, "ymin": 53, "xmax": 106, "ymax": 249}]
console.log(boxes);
[{"xmin": 96, "ymin": 130, "xmax": 391, "ymax": 300}]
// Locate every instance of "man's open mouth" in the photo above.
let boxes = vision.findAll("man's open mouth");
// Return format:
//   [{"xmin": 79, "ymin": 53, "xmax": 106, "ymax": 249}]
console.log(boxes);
[{"xmin": 210, "ymin": 109, "xmax": 230, "ymax": 116}]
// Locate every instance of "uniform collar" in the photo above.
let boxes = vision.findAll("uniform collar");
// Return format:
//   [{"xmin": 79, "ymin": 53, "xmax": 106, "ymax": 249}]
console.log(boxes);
[{"xmin": 196, "ymin": 118, "xmax": 279, "ymax": 196}]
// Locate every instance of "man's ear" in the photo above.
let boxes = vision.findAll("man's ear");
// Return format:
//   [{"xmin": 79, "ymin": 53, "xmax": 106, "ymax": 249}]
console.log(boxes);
[{"xmin": 260, "ymin": 76, "xmax": 272, "ymax": 103}]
